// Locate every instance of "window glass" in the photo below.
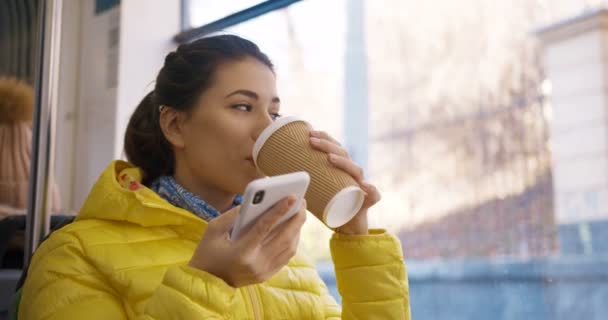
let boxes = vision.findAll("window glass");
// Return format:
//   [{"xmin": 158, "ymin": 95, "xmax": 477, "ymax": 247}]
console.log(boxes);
[{"xmin": 184, "ymin": 0, "xmax": 608, "ymax": 317}]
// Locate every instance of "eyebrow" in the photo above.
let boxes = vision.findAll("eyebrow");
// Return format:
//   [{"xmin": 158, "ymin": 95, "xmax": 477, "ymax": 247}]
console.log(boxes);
[{"xmin": 225, "ymin": 89, "xmax": 280, "ymax": 103}]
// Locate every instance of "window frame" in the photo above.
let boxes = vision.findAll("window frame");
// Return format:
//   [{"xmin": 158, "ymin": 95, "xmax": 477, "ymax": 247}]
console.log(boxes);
[{"xmin": 176, "ymin": 0, "xmax": 303, "ymax": 43}]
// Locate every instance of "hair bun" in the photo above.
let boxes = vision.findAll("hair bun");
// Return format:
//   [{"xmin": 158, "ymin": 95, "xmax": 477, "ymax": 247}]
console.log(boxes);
[
  {"xmin": 165, "ymin": 51, "xmax": 181, "ymax": 64},
  {"xmin": 0, "ymin": 77, "xmax": 34, "ymax": 124}
]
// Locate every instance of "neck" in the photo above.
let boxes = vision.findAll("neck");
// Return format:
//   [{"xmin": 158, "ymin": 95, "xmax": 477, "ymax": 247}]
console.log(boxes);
[{"xmin": 173, "ymin": 165, "xmax": 235, "ymax": 213}]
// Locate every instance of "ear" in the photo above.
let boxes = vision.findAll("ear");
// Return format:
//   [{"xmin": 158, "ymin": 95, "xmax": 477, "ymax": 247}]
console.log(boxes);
[{"xmin": 159, "ymin": 107, "xmax": 186, "ymax": 149}]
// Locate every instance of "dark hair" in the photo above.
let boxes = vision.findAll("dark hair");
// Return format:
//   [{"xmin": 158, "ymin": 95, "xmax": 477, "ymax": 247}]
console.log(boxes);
[{"xmin": 124, "ymin": 35, "xmax": 274, "ymax": 185}]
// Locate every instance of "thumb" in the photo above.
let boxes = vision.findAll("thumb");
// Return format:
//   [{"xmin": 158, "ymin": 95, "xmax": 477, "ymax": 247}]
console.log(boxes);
[{"xmin": 209, "ymin": 205, "xmax": 241, "ymax": 233}]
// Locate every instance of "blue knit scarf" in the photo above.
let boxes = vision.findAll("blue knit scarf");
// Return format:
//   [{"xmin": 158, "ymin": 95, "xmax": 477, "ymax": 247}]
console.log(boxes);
[{"xmin": 150, "ymin": 175, "xmax": 242, "ymax": 221}]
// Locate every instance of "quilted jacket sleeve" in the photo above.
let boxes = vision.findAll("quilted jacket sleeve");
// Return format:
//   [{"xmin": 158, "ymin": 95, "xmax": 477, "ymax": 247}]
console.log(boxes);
[
  {"xmin": 19, "ymin": 231, "xmax": 127, "ymax": 320},
  {"xmin": 19, "ymin": 231, "xmax": 236, "ymax": 320},
  {"xmin": 318, "ymin": 278, "xmax": 342, "ymax": 319},
  {"xmin": 329, "ymin": 229, "xmax": 411, "ymax": 320}
]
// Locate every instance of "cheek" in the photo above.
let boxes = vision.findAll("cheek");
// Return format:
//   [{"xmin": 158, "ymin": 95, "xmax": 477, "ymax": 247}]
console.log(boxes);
[{"xmin": 183, "ymin": 119, "xmax": 243, "ymax": 162}]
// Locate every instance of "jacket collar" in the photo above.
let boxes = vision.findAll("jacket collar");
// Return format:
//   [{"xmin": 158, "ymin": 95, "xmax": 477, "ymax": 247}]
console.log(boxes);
[{"xmin": 77, "ymin": 161, "xmax": 207, "ymax": 238}]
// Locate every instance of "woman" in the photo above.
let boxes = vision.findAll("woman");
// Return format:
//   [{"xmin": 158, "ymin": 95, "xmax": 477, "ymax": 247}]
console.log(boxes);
[{"xmin": 19, "ymin": 35, "xmax": 410, "ymax": 319}]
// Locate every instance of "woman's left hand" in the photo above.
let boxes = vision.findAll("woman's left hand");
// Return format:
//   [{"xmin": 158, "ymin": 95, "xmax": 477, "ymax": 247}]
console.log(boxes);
[{"xmin": 309, "ymin": 130, "xmax": 382, "ymax": 235}]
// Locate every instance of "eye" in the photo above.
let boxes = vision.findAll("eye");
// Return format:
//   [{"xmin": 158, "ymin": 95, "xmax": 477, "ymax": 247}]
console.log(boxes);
[
  {"xmin": 270, "ymin": 112, "xmax": 282, "ymax": 120},
  {"xmin": 233, "ymin": 104, "xmax": 252, "ymax": 112}
]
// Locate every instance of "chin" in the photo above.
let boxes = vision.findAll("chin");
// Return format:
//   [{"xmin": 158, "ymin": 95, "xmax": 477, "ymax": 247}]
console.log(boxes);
[
  {"xmin": 235, "ymin": 173, "xmax": 263, "ymax": 194},
  {"xmin": 247, "ymin": 171, "xmax": 265, "ymax": 183},
  {"xmin": 233, "ymin": 163, "xmax": 265, "ymax": 191}
]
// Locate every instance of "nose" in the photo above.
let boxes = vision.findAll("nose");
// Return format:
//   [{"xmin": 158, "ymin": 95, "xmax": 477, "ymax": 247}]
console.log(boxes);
[{"xmin": 251, "ymin": 112, "xmax": 273, "ymax": 142}]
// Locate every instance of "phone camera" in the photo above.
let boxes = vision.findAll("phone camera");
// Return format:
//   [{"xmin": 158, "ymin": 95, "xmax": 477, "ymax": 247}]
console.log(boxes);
[{"xmin": 253, "ymin": 190, "xmax": 265, "ymax": 204}]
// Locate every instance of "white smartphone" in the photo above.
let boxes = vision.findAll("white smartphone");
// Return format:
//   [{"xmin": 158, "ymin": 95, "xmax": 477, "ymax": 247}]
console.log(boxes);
[{"xmin": 230, "ymin": 171, "xmax": 310, "ymax": 240}]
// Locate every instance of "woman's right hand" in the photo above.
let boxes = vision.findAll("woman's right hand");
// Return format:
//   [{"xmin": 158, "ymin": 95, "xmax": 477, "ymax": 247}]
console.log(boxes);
[{"xmin": 188, "ymin": 195, "xmax": 307, "ymax": 288}]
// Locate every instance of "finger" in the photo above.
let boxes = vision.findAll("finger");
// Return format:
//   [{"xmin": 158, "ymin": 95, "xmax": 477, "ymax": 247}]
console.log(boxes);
[
  {"xmin": 270, "ymin": 233, "xmax": 301, "ymax": 267},
  {"xmin": 240, "ymin": 195, "xmax": 297, "ymax": 250},
  {"xmin": 309, "ymin": 130, "xmax": 341, "ymax": 146},
  {"xmin": 261, "ymin": 201, "xmax": 307, "ymax": 247},
  {"xmin": 208, "ymin": 205, "xmax": 241, "ymax": 234},
  {"xmin": 309, "ymin": 137, "xmax": 349, "ymax": 158},
  {"xmin": 361, "ymin": 182, "xmax": 382, "ymax": 207},
  {"xmin": 248, "ymin": 239, "xmax": 296, "ymax": 284},
  {"xmin": 328, "ymin": 154, "xmax": 365, "ymax": 183}
]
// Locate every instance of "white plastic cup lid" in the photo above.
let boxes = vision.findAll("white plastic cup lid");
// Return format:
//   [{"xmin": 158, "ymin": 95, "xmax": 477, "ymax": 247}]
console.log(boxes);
[{"xmin": 324, "ymin": 185, "xmax": 365, "ymax": 228}]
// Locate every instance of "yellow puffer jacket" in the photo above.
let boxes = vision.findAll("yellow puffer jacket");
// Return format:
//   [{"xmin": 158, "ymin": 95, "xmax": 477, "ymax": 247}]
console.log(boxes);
[{"xmin": 19, "ymin": 161, "xmax": 411, "ymax": 319}]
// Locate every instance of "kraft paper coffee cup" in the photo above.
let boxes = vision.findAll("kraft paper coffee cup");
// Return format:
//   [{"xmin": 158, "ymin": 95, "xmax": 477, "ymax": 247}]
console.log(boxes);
[{"xmin": 252, "ymin": 116, "xmax": 365, "ymax": 228}]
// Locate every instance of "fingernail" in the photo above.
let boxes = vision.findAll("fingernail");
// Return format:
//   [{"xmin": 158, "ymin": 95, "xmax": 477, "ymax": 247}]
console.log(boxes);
[
  {"xmin": 329, "ymin": 154, "xmax": 338, "ymax": 162},
  {"xmin": 310, "ymin": 137, "xmax": 320, "ymax": 144}
]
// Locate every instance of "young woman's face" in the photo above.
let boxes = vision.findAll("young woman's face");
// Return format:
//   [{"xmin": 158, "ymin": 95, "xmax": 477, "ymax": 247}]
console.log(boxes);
[{"xmin": 178, "ymin": 57, "xmax": 280, "ymax": 194}]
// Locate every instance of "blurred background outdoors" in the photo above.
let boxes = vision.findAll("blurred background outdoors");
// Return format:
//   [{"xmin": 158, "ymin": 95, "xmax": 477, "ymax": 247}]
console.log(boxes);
[{"xmin": 2, "ymin": 0, "xmax": 608, "ymax": 319}]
